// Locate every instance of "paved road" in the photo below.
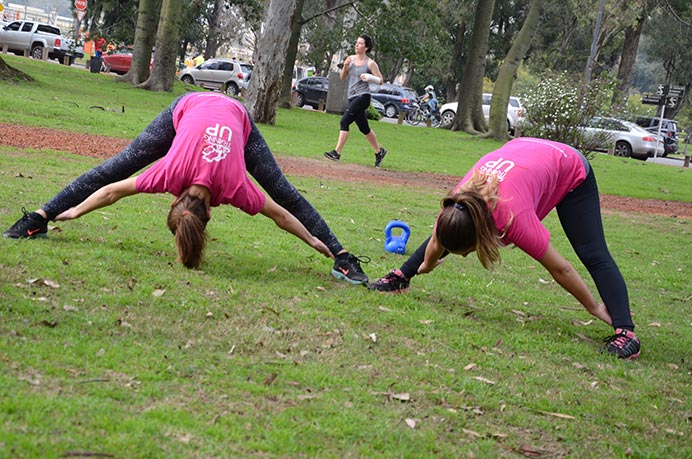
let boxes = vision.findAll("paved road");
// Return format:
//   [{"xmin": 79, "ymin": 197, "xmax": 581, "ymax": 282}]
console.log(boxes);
[{"xmin": 646, "ymin": 154, "xmax": 691, "ymax": 168}]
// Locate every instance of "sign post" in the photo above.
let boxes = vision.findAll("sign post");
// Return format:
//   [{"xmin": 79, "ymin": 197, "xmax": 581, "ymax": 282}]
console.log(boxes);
[{"xmin": 640, "ymin": 83, "xmax": 685, "ymax": 159}]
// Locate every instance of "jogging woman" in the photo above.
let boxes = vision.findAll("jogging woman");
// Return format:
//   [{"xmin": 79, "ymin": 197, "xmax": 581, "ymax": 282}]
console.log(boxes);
[
  {"xmin": 324, "ymin": 34, "xmax": 387, "ymax": 167},
  {"xmin": 369, "ymin": 137, "xmax": 640, "ymax": 359}
]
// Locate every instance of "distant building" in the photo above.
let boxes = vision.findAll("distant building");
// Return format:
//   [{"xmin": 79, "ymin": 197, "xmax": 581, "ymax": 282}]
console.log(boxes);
[{"xmin": 3, "ymin": 2, "xmax": 75, "ymax": 32}]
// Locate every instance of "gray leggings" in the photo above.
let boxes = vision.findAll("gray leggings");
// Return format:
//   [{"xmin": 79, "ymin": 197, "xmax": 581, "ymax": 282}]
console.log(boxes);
[{"xmin": 42, "ymin": 96, "xmax": 344, "ymax": 256}]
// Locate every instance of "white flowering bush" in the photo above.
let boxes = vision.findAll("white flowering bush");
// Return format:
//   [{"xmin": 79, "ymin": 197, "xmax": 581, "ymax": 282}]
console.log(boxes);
[{"xmin": 520, "ymin": 72, "xmax": 616, "ymax": 151}]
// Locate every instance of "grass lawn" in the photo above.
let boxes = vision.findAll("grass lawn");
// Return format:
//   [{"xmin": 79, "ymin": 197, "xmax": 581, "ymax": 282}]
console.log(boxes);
[{"xmin": 1, "ymin": 55, "xmax": 691, "ymax": 458}]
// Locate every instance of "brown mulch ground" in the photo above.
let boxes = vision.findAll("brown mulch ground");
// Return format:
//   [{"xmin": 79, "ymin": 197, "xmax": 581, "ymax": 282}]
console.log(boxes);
[{"xmin": 2, "ymin": 122, "xmax": 691, "ymax": 219}]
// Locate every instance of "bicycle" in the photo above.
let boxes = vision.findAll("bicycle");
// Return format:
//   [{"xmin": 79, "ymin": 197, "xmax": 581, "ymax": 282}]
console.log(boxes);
[{"xmin": 405, "ymin": 98, "xmax": 442, "ymax": 127}]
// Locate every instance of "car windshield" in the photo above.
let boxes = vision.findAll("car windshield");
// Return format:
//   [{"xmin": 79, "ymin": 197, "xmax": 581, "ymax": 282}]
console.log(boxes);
[
  {"xmin": 622, "ymin": 121, "xmax": 646, "ymax": 132},
  {"xmin": 402, "ymin": 88, "xmax": 418, "ymax": 99}
]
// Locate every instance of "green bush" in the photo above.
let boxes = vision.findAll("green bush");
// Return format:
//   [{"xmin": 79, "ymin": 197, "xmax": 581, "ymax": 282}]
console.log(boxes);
[
  {"xmin": 366, "ymin": 103, "xmax": 382, "ymax": 120},
  {"xmin": 519, "ymin": 72, "xmax": 616, "ymax": 150}
]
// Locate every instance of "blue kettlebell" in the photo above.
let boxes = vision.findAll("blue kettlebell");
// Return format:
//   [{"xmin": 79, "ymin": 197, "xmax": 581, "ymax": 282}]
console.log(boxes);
[{"xmin": 384, "ymin": 220, "xmax": 411, "ymax": 255}]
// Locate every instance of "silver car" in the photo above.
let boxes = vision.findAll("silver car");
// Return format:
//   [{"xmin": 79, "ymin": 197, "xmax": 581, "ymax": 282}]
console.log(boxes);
[
  {"xmin": 178, "ymin": 58, "xmax": 253, "ymax": 96},
  {"xmin": 439, "ymin": 94, "xmax": 525, "ymax": 133},
  {"xmin": 580, "ymin": 117, "xmax": 663, "ymax": 160}
]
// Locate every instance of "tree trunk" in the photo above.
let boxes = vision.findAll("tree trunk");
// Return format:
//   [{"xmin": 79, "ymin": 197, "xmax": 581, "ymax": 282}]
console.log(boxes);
[
  {"xmin": 278, "ymin": 0, "xmax": 306, "ymax": 109},
  {"xmin": 452, "ymin": 0, "xmax": 495, "ymax": 134},
  {"xmin": 139, "ymin": 0, "xmax": 183, "ymax": 92},
  {"xmin": 204, "ymin": 0, "xmax": 224, "ymax": 59},
  {"xmin": 610, "ymin": 21, "xmax": 643, "ymax": 110},
  {"xmin": 446, "ymin": 19, "xmax": 466, "ymax": 104},
  {"xmin": 119, "ymin": 0, "xmax": 160, "ymax": 86},
  {"xmin": 247, "ymin": 0, "xmax": 299, "ymax": 124},
  {"xmin": 0, "ymin": 56, "xmax": 33, "ymax": 82},
  {"xmin": 611, "ymin": 1, "xmax": 649, "ymax": 110},
  {"xmin": 486, "ymin": 0, "xmax": 543, "ymax": 141}
]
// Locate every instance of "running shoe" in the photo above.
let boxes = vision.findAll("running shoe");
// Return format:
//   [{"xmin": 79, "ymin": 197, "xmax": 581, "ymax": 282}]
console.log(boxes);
[
  {"xmin": 374, "ymin": 147, "xmax": 387, "ymax": 167},
  {"xmin": 3, "ymin": 208, "xmax": 48, "ymax": 239},
  {"xmin": 331, "ymin": 253, "xmax": 369, "ymax": 284},
  {"xmin": 368, "ymin": 269, "xmax": 410, "ymax": 293},
  {"xmin": 324, "ymin": 150, "xmax": 341, "ymax": 161},
  {"xmin": 602, "ymin": 328, "xmax": 640, "ymax": 360}
]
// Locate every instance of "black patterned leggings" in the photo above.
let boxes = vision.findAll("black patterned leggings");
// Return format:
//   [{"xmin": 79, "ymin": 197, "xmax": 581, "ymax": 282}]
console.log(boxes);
[{"xmin": 41, "ymin": 96, "xmax": 344, "ymax": 256}]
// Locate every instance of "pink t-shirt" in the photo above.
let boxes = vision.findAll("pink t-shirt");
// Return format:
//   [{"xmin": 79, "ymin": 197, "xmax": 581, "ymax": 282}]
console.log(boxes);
[
  {"xmin": 453, "ymin": 137, "xmax": 587, "ymax": 260},
  {"xmin": 135, "ymin": 93, "xmax": 265, "ymax": 215}
]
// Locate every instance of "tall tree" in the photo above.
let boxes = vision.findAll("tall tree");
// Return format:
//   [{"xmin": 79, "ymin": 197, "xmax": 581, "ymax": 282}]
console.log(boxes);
[
  {"xmin": 486, "ymin": 0, "xmax": 543, "ymax": 141},
  {"xmin": 119, "ymin": 0, "xmax": 161, "ymax": 85},
  {"xmin": 278, "ymin": 0, "xmax": 307, "ymax": 109},
  {"xmin": 452, "ymin": 0, "xmax": 496, "ymax": 133},
  {"xmin": 642, "ymin": 0, "xmax": 692, "ymax": 119},
  {"xmin": 247, "ymin": 0, "xmax": 300, "ymax": 123},
  {"xmin": 203, "ymin": 0, "xmax": 225, "ymax": 59},
  {"xmin": 610, "ymin": 0, "xmax": 651, "ymax": 111},
  {"xmin": 139, "ymin": 0, "xmax": 183, "ymax": 91}
]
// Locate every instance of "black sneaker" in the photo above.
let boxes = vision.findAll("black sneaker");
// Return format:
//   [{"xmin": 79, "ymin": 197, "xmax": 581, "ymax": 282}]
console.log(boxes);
[
  {"xmin": 331, "ymin": 253, "xmax": 369, "ymax": 284},
  {"xmin": 602, "ymin": 328, "xmax": 640, "ymax": 360},
  {"xmin": 324, "ymin": 150, "xmax": 341, "ymax": 161},
  {"xmin": 368, "ymin": 269, "xmax": 410, "ymax": 293},
  {"xmin": 374, "ymin": 147, "xmax": 387, "ymax": 167},
  {"xmin": 3, "ymin": 208, "xmax": 48, "ymax": 239}
]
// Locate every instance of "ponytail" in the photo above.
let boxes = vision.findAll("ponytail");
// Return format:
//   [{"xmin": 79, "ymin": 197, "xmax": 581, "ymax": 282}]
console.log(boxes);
[
  {"xmin": 167, "ymin": 195, "xmax": 209, "ymax": 269},
  {"xmin": 436, "ymin": 171, "xmax": 507, "ymax": 270}
]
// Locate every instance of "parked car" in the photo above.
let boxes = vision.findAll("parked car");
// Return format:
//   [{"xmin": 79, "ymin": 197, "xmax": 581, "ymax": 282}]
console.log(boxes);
[
  {"xmin": 101, "ymin": 48, "xmax": 134, "ymax": 74},
  {"xmin": 439, "ymin": 93, "xmax": 525, "ymax": 133},
  {"xmin": 178, "ymin": 58, "xmax": 253, "ymax": 96},
  {"xmin": 580, "ymin": 117, "xmax": 663, "ymax": 160},
  {"xmin": 0, "ymin": 20, "xmax": 83, "ymax": 65},
  {"xmin": 370, "ymin": 98, "xmax": 385, "ymax": 116},
  {"xmin": 633, "ymin": 115, "xmax": 679, "ymax": 157},
  {"xmin": 294, "ymin": 76, "xmax": 329, "ymax": 109},
  {"xmin": 369, "ymin": 83, "xmax": 418, "ymax": 118}
]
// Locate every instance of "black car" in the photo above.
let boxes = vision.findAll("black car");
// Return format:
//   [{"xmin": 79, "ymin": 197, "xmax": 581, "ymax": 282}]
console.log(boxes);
[
  {"xmin": 369, "ymin": 83, "xmax": 418, "ymax": 118},
  {"xmin": 634, "ymin": 116, "xmax": 679, "ymax": 157},
  {"xmin": 293, "ymin": 76, "xmax": 329, "ymax": 110}
]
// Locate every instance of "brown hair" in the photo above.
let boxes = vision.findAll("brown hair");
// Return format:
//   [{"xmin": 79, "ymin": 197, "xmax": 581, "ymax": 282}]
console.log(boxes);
[
  {"xmin": 435, "ymin": 171, "xmax": 508, "ymax": 270},
  {"xmin": 167, "ymin": 193, "xmax": 210, "ymax": 269},
  {"xmin": 360, "ymin": 34, "xmax": 374, "ymax": 52}
]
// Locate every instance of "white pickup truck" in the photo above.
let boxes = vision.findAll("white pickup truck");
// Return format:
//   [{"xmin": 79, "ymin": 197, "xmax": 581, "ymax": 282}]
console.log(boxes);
[{"xmin": 0, "ymin": 20, "xmax": 84, "ymax": 65}]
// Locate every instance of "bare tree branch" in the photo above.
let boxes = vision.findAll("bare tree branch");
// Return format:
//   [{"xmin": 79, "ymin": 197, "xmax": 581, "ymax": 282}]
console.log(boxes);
[
  {"xmin": 660, "ymin": 0, "xmax": 692, "ymax": 28},
  {"xmin": 301, "ymin": 0, "xmax": 359, "ymax": 25}
]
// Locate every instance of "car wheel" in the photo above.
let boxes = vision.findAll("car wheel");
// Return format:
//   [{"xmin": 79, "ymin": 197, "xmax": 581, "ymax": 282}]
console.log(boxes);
[
  {"xmin": 225, "ymin": 83, "xmax": 239, "ymax": 96},
  {"xmin": 296, "ymin": 92, "xmax": 305, "ymax": 107},
  {"xmin": 384, "ymin": 104, "xmax": 397, "ymax": 118},
  {"xmin": 181, "ymin": 75, "xmax": 194, "ymax": 85},
  {"xmin": 613, "ymin": 141, "xmax": 632, "ymax": 157},
  {"xmin": 440, "ymin": 110, "xmax": 455, "ymax": 128},
  {"xmin": 31, "ymin": 45, "xmax": 43, "ymax": 60}
]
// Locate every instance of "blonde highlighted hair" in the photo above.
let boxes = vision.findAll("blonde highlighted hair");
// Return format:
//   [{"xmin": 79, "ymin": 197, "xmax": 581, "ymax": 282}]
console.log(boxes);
[{"xmin": 435, "ymin": 170, "xmax": 509, "ymax": 270}]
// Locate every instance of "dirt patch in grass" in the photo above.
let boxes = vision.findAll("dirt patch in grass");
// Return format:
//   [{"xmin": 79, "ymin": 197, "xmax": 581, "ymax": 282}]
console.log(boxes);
[{"xmin": 2, "ymin": 122, "xmax": 691, "ymax": 219}]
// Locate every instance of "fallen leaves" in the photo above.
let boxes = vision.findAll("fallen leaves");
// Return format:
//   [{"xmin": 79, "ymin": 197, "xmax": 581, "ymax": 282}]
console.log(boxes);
[{"xmin": 27, "ymin": 278, "xmax": 60, "ymax": 288}]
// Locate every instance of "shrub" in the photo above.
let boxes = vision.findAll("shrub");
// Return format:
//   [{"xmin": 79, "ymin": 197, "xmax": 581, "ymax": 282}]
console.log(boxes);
[{"xmin": 519, "ymin": 72, "xmax": 616, "ymax": 151}]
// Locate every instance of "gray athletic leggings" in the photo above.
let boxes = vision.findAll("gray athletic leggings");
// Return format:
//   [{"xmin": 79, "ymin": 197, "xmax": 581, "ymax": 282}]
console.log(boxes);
[
  {"xmin": 399, "ymin": 165, "xmax": 634, "ymax": 331},
  {"xmin": 42, "ymin": 96, "xmax": 344, "ymax": 256}
]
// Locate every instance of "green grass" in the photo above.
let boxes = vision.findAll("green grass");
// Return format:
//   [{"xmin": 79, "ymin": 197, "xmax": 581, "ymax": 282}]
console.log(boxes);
[{"xmin": 1, "ymin": 55, "xmax": 692, "ymax": 458}]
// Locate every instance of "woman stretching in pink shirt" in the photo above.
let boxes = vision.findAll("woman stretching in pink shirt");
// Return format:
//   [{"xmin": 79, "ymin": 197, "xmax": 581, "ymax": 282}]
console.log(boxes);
[
  {"xmin": 370, "ymin": 137, "xmax": 640, "ymax": 359},
  {"xmin": 51, "ymin": 92, "xmax": 331, "ymax": 267},
  {"xmin": 4, "ymin": 93, "xmax": 369, "ymax": 280}
]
